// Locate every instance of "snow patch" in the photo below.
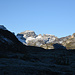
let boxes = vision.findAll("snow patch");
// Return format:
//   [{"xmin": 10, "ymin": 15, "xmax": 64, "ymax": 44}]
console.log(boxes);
[
  {"xmin": 24, "ymin": 30, "xmax": 34, "ymax": 33},
  {"xmin": 26, "ymin": 37, "xmax": 36, "ymax": 43},
  {"xmin": 16, "ymin": 36, "xmax": 26, "ymax": 44}
]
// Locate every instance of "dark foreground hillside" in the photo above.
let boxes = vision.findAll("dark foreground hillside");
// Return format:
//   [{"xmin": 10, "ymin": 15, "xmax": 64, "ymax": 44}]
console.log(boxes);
[
  {"xmin": 0, "ymin": 48, "xmax": 75, "ymax": 75},
  {"xmin": 0, "ymin": 29, "xmax": 26, "ymax": 53},
  {"xmin": 0, "ymin": 26, "xmax": 75, "ymax": 75}
]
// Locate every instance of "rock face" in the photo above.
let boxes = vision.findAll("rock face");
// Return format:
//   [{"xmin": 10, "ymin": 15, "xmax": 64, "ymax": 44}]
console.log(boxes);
[
  {"xmin": 62, "ymin": 35, "xmax": 75, "ymax": 49},
  {"xmin": 17, "ymin": 31, "xmax": 57, "ymax": 47},
  {"xmin": 53, "ymin": 35, "xmax": 71, "ymax": 44},
  {"xmin": 16, "ymin": 30, "xmax": 37, "ymax": 45},
  {"xmin": 16, "ymin": 30, "xmax": 75, "ymax": 49},
  {"xmin": 20, "ymin": 30, "xmax": 37, "ymax": 38},
  {"xmin": 41, "ymin": 34, "xmax": 75, "ymax": 49}
]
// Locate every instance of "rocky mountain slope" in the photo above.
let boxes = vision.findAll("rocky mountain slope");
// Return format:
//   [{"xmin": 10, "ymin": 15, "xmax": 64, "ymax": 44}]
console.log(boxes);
[
  {"xmin": 17, "ymin": 30, "xmax": 75, "ymax": 49},
  {"xmin": 0, "ymin": 25, "xmax": 27, "ymax": 53},
  {"xmin": 17, "ymin": 30, "xmax": 57, "ymax": 47},
  {"xmin": 0, "ymin": 25, "xmax": 75, "ymax": 75},
  {"xmin": 62, "ymin": 33, "xmax": 75, "ymax": 49},
  {"xmin": 41, "ymin": 34, "xmax": 75, "ymax": 49}
]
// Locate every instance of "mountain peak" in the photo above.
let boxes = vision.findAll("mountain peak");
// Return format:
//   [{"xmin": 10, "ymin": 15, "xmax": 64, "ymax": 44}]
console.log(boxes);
[
  {"xmin": 0, "ymin": 25, "xmax": 7, "ymax": 30},
  {"xmin": 20, "ymin": 30, "xmax": 35, "ymax": 34}
]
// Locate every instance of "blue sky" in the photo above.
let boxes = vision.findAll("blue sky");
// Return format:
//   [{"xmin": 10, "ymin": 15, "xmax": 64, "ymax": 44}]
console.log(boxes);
[{"xmin": 0, "ymin": 0, "xmax": 75, "ymax": 38}]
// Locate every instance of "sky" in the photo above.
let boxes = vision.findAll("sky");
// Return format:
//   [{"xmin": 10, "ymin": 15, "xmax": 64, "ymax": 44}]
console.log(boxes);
[{"xmin": 0, "ymin": 0, "xmax": 75, "ymax": 38}]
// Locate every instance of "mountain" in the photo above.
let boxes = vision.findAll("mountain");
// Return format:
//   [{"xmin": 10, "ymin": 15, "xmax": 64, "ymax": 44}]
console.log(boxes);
[
  {"xmin": 0, "ymin": 25, "xmax": 7, "ymax": 30},
  {"xmin": 62, "ymin": 33, "xmax": 75, "ymax": 49},
  {"xmin": 0, "ymin": 25, "xmax": 75, "ymax": 75},
  {"xmin": 16, "ymin": 30, "xmax": 37, "ymax": 45},
  {"xmin": 17, "ymin": 30, "xmax": 75, "ymax": 49},
  {"xmin": 17, "ymin": 30, "xmax": 57, "ymax": 47},
  {"xmin": 0, "ymin": 25, "xmax": 27, "ymax": 53},
  {"xmin": 41, "ymin": 34, "xmax": 75, "ymax": 49}
]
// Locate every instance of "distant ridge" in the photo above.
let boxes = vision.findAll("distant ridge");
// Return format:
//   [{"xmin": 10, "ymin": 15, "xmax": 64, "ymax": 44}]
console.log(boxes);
[{"xmin": 17, "ymin": 30, "xmax": 75, "ymax": 49}]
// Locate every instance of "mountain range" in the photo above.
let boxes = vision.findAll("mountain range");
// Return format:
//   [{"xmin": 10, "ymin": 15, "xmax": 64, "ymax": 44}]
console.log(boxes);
[
  {"xmin": 17, "ymin": 29, "xmax": 75, "ymax": 49},
  {"xmin": 0, "ymin": 25, "xmax": 75, "ymax": 75}
]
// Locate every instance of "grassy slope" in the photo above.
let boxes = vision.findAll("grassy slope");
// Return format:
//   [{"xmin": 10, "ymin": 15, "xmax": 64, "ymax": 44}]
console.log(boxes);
[{"xmin": 0, "ymin": 47, "xmax": 75, "ymax": 75}]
